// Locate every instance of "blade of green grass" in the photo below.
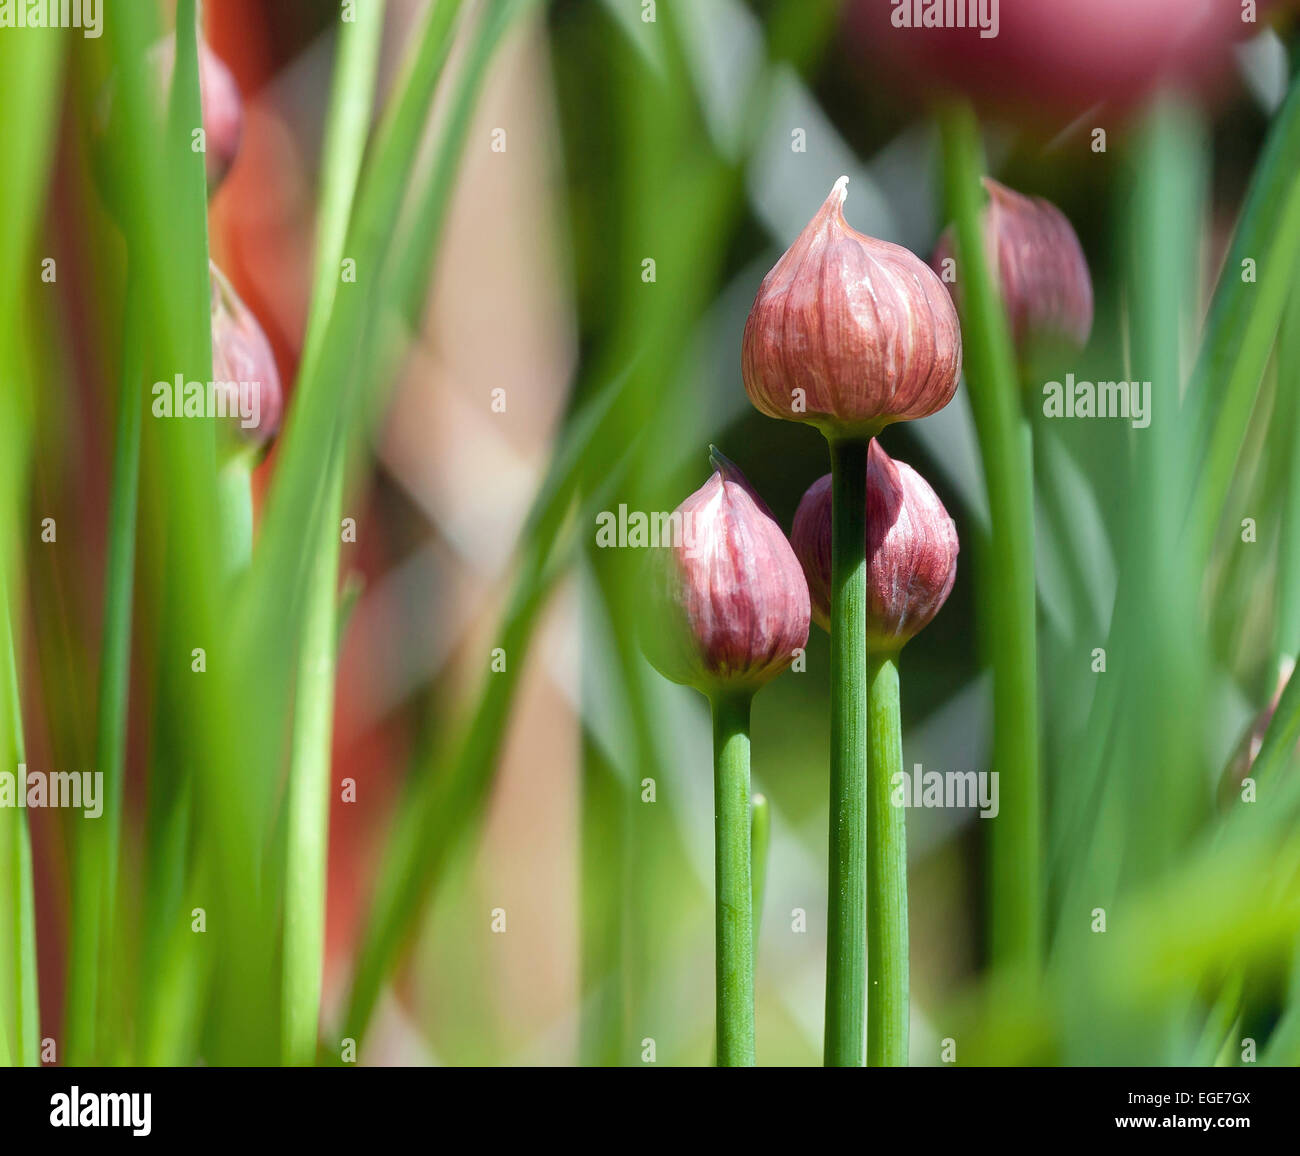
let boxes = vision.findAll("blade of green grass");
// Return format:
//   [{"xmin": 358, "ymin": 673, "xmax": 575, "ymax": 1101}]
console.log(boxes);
[
  {"xmin": 938, "ymin": 101, "xmax": 1042, "ymax": 969},
  {"xmin": 1, "ymin": 588, "xmax": 38, "ymax": 1069},
  {"xmin": 282, "ymin": 0, "xmax": 388, "ymax": 1068}
]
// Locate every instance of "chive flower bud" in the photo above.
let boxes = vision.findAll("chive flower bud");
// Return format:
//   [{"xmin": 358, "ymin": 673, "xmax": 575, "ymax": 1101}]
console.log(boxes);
[
  {"xmin": 791, "ymin": 439, "xmax": 957, "ymax": 649},
  {"xmin": 742, "ymin": 176, "xmax": 962, "ymax": 438},
  {"xmin": 211, "ymin": 261, "xmax": 282, "ymax": 451},
  {"xmin": 641, "ymin": 449, "xmax": 811, "ymax": 695},
  {"xmin": 932, "ymin": 178, "xmax": 1093, "ymax": 354}
]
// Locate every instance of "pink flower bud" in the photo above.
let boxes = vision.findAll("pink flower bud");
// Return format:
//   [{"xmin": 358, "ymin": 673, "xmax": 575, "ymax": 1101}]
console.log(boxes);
[
  {"xmin": 210, "ymin": 261, "xmax": 282, "ymax": 451},
  {"xmin": 791, "ymin": 440, "xmax": 958, "ymax": 649},
  {"xmin": 932, "ymin": 178, "xmax": 1093, "ymax": 354},
  {"xmin": 742, "ymin": 177, "xmax": 962, "ymax": 437},
  {"xmin": 641, "ymin": 449, "xmax": 811, "ymax": 695}
]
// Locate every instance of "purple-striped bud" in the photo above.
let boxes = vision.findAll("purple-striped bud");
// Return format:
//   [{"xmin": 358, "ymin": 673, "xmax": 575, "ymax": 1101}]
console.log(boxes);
[
  {"xmin": 791, "ymin": 440, "xmax": 958, "ymax": 649},
  {"xmin": 932, "ymin": 179, "xmax": 1093, "ymax": 355},
  {"xmin": 641, "ymin": 449, "xmax": 811, "ymax": 695},
  {"xmin": 211, "ymin": 261, "xmax": 282, "ymax": 451},
  {"xmin": 742, "ymin": 177, "xmax": 962, "ymax": 438}
]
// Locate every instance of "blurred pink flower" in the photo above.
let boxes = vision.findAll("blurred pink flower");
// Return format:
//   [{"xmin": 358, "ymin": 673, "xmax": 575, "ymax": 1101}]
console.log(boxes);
[{"xmin": 849, "ymin": 0, "xmax": 1272, "ymax": 122}]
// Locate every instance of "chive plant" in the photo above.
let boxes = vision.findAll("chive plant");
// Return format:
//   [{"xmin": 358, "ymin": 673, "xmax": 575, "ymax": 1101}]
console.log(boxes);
[{"xmin": 742, "ymin": 178, "xmax": 961, "ymax": 1064}]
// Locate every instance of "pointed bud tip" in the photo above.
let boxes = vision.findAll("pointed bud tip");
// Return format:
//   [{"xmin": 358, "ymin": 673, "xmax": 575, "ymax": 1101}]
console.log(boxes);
[{"xmin": 708, "ymin": 444, "xmax": 739, "ymax": 479}]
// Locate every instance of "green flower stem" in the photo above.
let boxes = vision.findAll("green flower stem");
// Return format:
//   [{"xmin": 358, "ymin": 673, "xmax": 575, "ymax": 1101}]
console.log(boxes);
[
  {"xmin": 938, "ymin": 101, "xmax": 1042, "ymax": 970},
  {"xmin": 711, "ymin": 689, "xmax": 756, "ymax": 1067},
  {"xmin": 825, "ymin": 435, "xmax": 869, "ymax": 1066},
  {"xmin": 750, "ymin": 792, "xmax": 771, "ymax": 941},
  {"xmin": 866, "ymin": 650, "xmax": 909, "ymax": 1065}
]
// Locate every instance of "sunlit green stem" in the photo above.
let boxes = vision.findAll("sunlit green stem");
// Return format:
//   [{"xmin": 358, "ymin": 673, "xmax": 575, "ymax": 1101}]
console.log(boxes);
[
  {"xmin": 824, "ymin": 435, "xmax": 868, "ymax": 1066},
  {"xmin": 281, "ymin": 0, "xmax": 385, "ymax": 1068},
  {"xmin": 711, "ymin": 689, "xmax": 755, "ymax": 1067},
  {"xmin": 281, "ymin": 474, "xmax": 342, "ymax": 1067},
  {"xmin": 866, "ymin": 650, "xmax": 908, "ymax": 1065}
]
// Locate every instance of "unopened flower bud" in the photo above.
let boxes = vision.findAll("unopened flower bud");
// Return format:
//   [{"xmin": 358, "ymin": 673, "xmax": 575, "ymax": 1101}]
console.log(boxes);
[
  {"xmin": 211, "ymin": 261, "xmax": 282, "ymax": 451},
  {"xmin": 932, "ymin": 179, "xmax": 1093, "ymax": 354},
  {"xmin": 791, "ymin": 440, "xmax": 958, "ymax": 650},
  {"xmin": 641, "ymin": 449, "xmax": 811, "ymax": 695},
  {"xmin": 742, "ymin": 176, "xmax": 962, "ymax": 437}
]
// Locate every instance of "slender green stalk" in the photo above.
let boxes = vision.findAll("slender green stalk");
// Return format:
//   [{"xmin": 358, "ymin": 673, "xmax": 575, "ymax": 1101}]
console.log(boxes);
[
  {"xmin": 824, "ymin": 435, "xmax": 868, "ymax": 1066},
  {"xmin": 281, "ymin": 0, "xmax": 386, "ymax": 1069},
  {"xmin": 281, "ymin": 468, "xmax": 343, "ymax": 1065},
  {"xmin": 65, "ymin": 273, "xmax": 145, "ymax": 1064},
  {"xmin": 938, "ymin": 102, "xmax": 1042, "ymax": 970},
  {"xmin": 866, "ymin": 651, "xmax": 908, "ymax": 1065},
  {"xmin": 217, "ymin": 456, "xmax": 254, "ymax": 577},
  {"xmin": 1275, "ymin": 283, "xmax": 1300, "ymax": 668},
  {"xmin": 711, "ymin": 690, "xmax": 755, "ymax": 1067},
  {"xmin": 1262, "ymin": 952, "xmax": 1300, "ymax": 1064},
  {"xmin": 1184, "ymin": 71, "xmax": 1300, "ymax": 567},
  {"xmin": 2, "ymin": 588, "xmax": 38, "ymax": 1068}
]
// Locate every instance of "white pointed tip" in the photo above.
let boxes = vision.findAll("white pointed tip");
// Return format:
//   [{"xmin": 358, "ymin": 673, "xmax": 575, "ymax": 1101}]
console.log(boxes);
[{"xmin": 831, "ymin": 175, "xmax": 850, "ymax": 203}]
